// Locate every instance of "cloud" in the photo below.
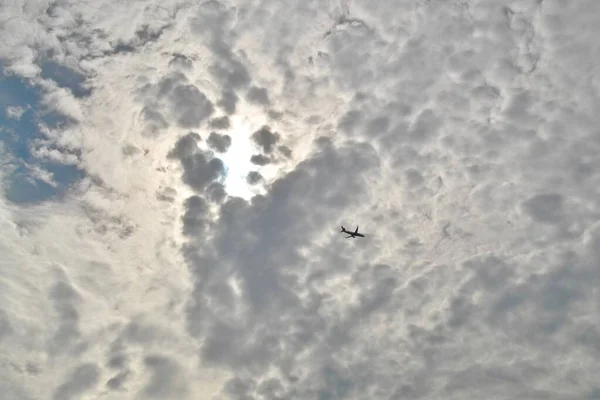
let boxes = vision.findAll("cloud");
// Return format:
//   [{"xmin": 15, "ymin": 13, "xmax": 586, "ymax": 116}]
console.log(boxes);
[
  {"xmin": 169, "ymin": 132, "xmax": 225, "ymax": 192},
  {"xmin": 218, "ymin": 91, "xmax": 238, "ymax": 114},
  {"xmin": 250, "ymin": 154, "xmax": 271, "ymax": 166},
  {"xmin": 207, "ymin": 132, "xmax": 232, "ymax": 153},
  {"xmin": 2, "ymin": 0, "xmax": 600, "ymax": 399},
  {"xmin": 251, "ymin": 126, "xmax": 280, "ymax": 154},
  {"xmin": 246, "ymin": 86, "xmax": 270, "ymax": 106},
  {"xmin": 209, "ymin": 116, "xmax": 230, "ymax": 129},
  {"xmin": 246, "ymin": 171, "xmax": 263, "ymax": 185},
  {"xmin": 136, "ymin": 73, "xmax": 215, "ymax": 133},
  {"xmin": 53, "ymin": 363, "xmax": 100, "ymax": 400},
  {"xmin": 140, "ymin": 355, "xmax": 188, "ymax": 398}
]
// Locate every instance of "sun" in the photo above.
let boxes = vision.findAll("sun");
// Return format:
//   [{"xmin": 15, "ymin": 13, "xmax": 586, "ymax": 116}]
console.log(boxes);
[{"xmin": 217, "ymin": 115, "xmax": 270, "ymax": 200}]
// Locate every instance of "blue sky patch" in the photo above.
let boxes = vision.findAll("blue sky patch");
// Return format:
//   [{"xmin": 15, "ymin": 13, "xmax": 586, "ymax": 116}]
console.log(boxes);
[{"xmin": 0, "ymin": 65, "xmax": 85, "ymax": 204}]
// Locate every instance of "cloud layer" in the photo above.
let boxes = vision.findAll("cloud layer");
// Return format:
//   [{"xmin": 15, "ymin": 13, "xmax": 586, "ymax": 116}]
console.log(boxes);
[{"xmin": 2, "ymin": 0, "xmax": 600, "ymax": 399}]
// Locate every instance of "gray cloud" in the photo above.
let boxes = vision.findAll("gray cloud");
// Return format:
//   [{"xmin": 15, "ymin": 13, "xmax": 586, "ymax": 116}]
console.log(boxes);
[
  {"xmin": 137, "ymin": 73, "xmax": 214, "ymax": 133},
  {"xmin": 183, "ymin": 137, "xmax": 381, "ymax": 392},
  {"xmin": 250, "ymin": 154, "xmax": 271, "ymax": 166},
  {"xmin": 0, "ymin": 310, "xmax": 13, "ymax": 340},
  {"xmin": 521, "ymin": 193, "xmax": 565, "ymax": 224},
  {"xmin": 47, "ymin": 277, "xmax": 83, "ymax": 355},
  {"xmin": 190, "ymin": 0, "xmax": 252, "ymax": 108},
  {"xmin": 140, "ymin": 355, "xmax": 188, "ymax": 399},
  {"xmin": 218, "ymin": 90, "xmax": 238, "ymax": 114},
  {"xmin": 169, "ymin": 133, "xmax": 225, "ymax": 192},
  {"xmin": 246, "ymin": 86, "xmax": 270, "ymax": 105},
  {"xmin": 278, "ymin": 145, "xmax": 292, "ymax": 158},
  {"xmin": 53, "ymin": 363, "xmax": 100, "ymax": 400},
  {"xmin": 207, "ymin": 132, "xmax": 232, "ymax": 153},
  {"xmin": 106, "ymin": 370, "xmax": 130, "ymax": 390},
  {"xmin": 206, "ymin": 182, "xmax": 227, "ymax": 203},
  {"xmin": 168, "ymin": 132, "xmax": 201, "ymax": 160},
  {"xmin": 3, "ymin": 0, "xmax": 600, "ymax": 399},
  {"xmin": 170, "ymin": 84, "xmax": 214, "ymax": 128},
  {"xmin": 246, "ymin": 171, "xmax": 262, "ymax": 185},
  {"xmin": 181, "ymin": 195, "xmax": 209, "ymax": 236},
  {"xmin": 140, "ymin": 107, "xmax": 168, "ymax": 136},
  {"xmin": 251, "ymin": 126, "xmax": 280, "ymax": 154},
  {"xmin": 209, "ymin": 116, "xmax": 230, "ymax": 129}
]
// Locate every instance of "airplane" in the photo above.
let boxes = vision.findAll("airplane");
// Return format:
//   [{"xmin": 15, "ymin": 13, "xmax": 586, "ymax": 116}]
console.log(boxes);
[{"xmin": 340, "ymin": 225, "xmax": 365, "ymax": 238}]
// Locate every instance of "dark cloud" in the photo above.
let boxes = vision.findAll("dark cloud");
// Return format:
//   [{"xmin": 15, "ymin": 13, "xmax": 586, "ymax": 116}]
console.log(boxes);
[
  {"xmin": 521, "ymin": 193, "xmax": 565, "ymax": 224},
  {"xmin": 207, "ymin": 132, "xmax": 232, "ymax": 153},
  {"xmin": 206, "ymin": 182, "xmax": 227, "ymax": 203},
  {"xmin": 140, "ymin": 107, "xmax": 168, "ymax": 136},
  {"xmin": 278, "ymin": 145, "xmax": 292, "ymax": 158},
  {"xmin": 208, "ymin": 52, "xmax": 251, "ymax": 90},
  {"xmin": 246, "ymin": 86, "xmax": 270, "ymax": 105},
  {"xmin": 338, "ymin": 109, "xmax": 363, "ymax": 134},
  {"xmin": 122, "ymin": 320, "xmax": 163, "ymax": 344},
  {"xmin": 140, "ymin": 355, "xmax": 188, "ymax": 399},
  {"xmin": 170, "ymin": 84, "xmax": 214, "ymax": 128},
  {"xmin": 106, "ymin": 370, "xmax": 130, "ymax": 390},
  {"xmin": 246, "ymin": 171, "xmax": 263, "ymax": 185},
  {"xmin": 181, "ymin": 154, "xmax": 225, "ymax": 192},
  {"xmin": 168, "ymin": 132, "xmax": 201, "ymax": 160},
  {"xmin": 251, "ymin": 126, "xmax": 280, "ymax": 154},
  {"xmin": 250, "ymin": 154, "xmax": 271, "ymax": 166},
  {"xmin": 268, "ymin": 110, "xmax": 283, "ymax": 120},
  {"xmin": 107, "ymin": 353, "xmax": 127, "ymax": 369},
  {"xmin": 183, "ymin": 137, "xmax": 380, "ymax": 391},
  {"xmin": 218, "ymin": 90, "xmax": 238, "ymax": 114},
  {"xmin": 209, "ymin": 116, "xmax": 230, "ymax": 129},
  {"xmin": 137, "ymin": 73, "xmax": 214, "ymax": 131},
  {"xmin": 408, "ymin": 108, "xmax": 441, "ymax": 142},
  {"xmin": 182, "ymin": 195, "xmax": 209, "ymax": 236},
  {"xmin": 48, "ymin": 278, "xmax": 83, "ymax": 355},
  {"xmin": 169, "ymin": 133, "xmax": 225, "ymax": 192},
  {"xmin": 53, "ymin": 363, "xmax": 100, "ymax": 400},
  {"xmin": 224, "ymin": 377, "xmax": 256, "ymax": 399},
  {"xmin": 0, "ymin": 310, "xmax": 13, "ymax": 340}
]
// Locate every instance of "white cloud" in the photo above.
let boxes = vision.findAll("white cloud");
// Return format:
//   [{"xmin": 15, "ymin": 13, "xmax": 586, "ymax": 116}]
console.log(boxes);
[
  {"xmin": 5, "ymin": 106, "xmax": 26, "ymax": 120},
  {"xmin": 2, "ymin": 0, "xmax": 600, "ymax": 399}
]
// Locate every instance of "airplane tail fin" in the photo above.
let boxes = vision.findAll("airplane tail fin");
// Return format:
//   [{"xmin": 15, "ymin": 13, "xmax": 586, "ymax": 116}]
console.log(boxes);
[{"xmin": 340, "ymin": 226, "xmax": 345, "ymax": 232}]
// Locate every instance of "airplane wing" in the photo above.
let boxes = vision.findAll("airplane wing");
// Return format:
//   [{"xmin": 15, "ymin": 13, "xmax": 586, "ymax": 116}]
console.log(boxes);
[{"xmin": 355, "ymin": 226, "xmax": 359, "ymax": 234}]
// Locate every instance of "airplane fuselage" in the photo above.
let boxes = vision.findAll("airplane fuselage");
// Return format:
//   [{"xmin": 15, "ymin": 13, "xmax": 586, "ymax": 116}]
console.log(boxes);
[{"xmin": 340, "ymin": 226, "xmax": 365, "ymax": 238}]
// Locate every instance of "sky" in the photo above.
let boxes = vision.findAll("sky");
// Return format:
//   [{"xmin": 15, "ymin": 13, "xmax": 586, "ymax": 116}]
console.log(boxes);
[{"xmin": 1, "ymin": 0, "xmax": 600, "ymax": 399}]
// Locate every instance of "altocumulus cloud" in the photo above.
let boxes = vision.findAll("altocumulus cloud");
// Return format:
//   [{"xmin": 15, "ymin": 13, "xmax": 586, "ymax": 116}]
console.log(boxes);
[{"xmin": 1, "ymin": 0, "xmax": 600, "ymax": 399}]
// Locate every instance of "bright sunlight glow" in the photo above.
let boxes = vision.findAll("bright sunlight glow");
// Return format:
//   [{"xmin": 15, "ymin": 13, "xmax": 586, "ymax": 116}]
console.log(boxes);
[{"xmin": 218, "ymin": 115, "xmax": 266, "ymax": 200}]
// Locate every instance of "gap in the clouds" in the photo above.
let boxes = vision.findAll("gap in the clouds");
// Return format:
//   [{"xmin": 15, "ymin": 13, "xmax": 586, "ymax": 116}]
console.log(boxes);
[
  {"xmin": 208, "ymin": 114, "xmax": 277, "ymax": 200},
  {"xmin": 0, "ymin": 66, "xmax": 85, "ymax": 204},
  {"xmin": 39, "ymin": 59, "xmax": 92, "ymax": 98}
]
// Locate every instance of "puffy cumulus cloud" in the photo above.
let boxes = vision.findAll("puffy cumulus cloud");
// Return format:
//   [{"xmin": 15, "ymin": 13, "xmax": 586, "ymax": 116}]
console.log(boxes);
[
  {"xmin": 246, "ymin": 171, "xmax": 263, "ymax": 185},
  {"xmin": 250, "ymin": 154, "xmax": 271, "ymax": 166},
  {"xmin": 207, "ymin": 132, "xmax": 232, "ymax": 153},
  {"xmin": 2, "ymin": 0, "xmax": 600, "ymax": 399},
  {"xmin": 246, "ymin": 86, "xmax": 270, "ymax": 106},
  {"xmin": 251, "ymin": 126, "xmax": 280, "ymax": 154},
  {"xmin": 168, "ymin": 132, "xmax": 226, "ymax": 192},
  {"xmin": 136, "ymin": 72, "xmax": 215, "ymax": 133},
  {"xmin": 209, "ymin": 116, "xmax": 231, "ymax": 129}
]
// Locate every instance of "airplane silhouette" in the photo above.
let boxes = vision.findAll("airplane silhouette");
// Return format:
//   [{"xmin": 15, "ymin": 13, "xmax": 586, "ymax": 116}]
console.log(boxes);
[{"xmin": 340, "ymin": 225, "xmax": 365, "ymax": 238}]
